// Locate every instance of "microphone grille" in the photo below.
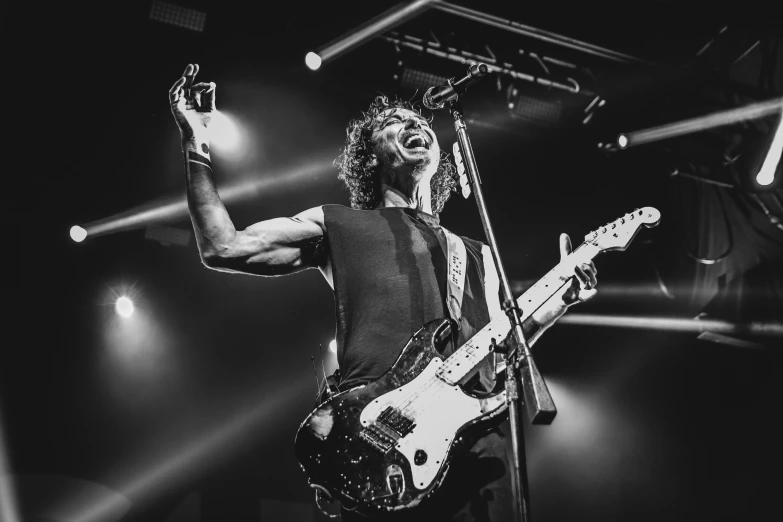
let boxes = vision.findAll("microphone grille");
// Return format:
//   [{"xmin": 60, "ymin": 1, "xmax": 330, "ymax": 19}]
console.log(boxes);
[{"xmin": 423, "ymin": 86, "xmax": 444, "ymax": 110}]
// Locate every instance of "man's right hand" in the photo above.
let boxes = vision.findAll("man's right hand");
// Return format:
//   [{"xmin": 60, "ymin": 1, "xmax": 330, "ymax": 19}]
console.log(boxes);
[{"xmin": 169, "ymin": 63, "xmax": 216, "ymax": 148}]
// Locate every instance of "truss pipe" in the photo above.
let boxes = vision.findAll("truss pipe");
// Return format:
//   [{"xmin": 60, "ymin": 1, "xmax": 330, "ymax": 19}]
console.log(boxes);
[
  {"xmin": 433, "ymin": 2, "xmax": 648, "ymax": 65},
  {"xmin": 312, "ymin": 0, "xmax": 438, "ymax": 67}
]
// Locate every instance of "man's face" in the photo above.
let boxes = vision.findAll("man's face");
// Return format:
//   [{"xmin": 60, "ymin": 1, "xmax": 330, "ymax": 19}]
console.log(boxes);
[{"xmin": 370, "ymin": 108, "xmax": 440, "ymax": 183}]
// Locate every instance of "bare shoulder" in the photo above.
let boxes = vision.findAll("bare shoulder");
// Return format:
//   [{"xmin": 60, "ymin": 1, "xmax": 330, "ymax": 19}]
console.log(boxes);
[{"xmin": 291, "ymin": 206, "xmax": 326, "ymax": 231}]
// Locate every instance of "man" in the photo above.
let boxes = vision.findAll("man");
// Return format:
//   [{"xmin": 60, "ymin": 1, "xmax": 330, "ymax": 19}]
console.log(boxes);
[{"xmin": 169, "ymin": 63, "xmax": 597, "ymax": 521}]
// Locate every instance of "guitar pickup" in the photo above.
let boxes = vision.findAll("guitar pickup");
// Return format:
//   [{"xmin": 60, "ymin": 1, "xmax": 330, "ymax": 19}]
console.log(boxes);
[{"xmin": 377, "ymin": 406, "xmax": 416, "ymax": 437}]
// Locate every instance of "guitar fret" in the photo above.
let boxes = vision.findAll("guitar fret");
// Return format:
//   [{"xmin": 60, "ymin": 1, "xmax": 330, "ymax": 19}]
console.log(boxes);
[{"xmin": 437, "ymin": 242, "xmax": 601, "ymax": 385}]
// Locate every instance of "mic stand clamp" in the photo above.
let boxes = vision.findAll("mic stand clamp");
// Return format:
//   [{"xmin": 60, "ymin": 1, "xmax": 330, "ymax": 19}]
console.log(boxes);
[{"xmin": 446, "ymin": 97, "xmax": 557, "ymax": 522}]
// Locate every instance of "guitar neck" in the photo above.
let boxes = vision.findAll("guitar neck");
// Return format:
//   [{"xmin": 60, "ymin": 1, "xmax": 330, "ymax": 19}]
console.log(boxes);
[{"xmin": 436, "ymin": 242, "xmax": 601, "ymax": 385}]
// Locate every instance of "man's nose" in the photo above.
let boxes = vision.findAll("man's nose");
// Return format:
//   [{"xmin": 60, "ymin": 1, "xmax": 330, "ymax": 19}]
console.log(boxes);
[{"xmin": 404, "ymin": 118, "xmax": 421, "ymax": 130}]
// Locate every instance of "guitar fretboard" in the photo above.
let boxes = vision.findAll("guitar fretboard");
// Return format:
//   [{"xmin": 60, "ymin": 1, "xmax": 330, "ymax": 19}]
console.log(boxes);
[{"xmin": 436, "ymin": 242, "xmax": 601, "ymax": 385}]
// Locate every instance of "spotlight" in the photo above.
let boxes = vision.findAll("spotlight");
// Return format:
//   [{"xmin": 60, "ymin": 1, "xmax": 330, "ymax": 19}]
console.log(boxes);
[
  {"xmin": 329, "ymin": 339, "xmax": 337, "ymax": 353},
  {"xmin": 210, "ymin": 111, "xmax": 243, "ymax": 155},
  {"xmin": 305, "ymin": 52, "xmax": 322, "ymax": 71},
  {"xmin": 617, "ymin": 133, "xmax": 629, "ymax": 149},
  {"xmin": 70, "ymin": 226, "xmax": 87, "ymax": 243},
  {"xmin": 115, "ymin": 297, "xmax": 134, "ymax": 318}
]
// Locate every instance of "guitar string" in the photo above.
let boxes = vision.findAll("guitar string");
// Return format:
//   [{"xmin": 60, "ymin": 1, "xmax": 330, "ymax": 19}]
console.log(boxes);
[
  {"xmin": 378, "ymin": 212, "xmax": 640, "ymax": 423},
  {"xmin": 389, "ymin": 249, "xmax": 583, "ymax": 420},
  {"xmin": 386, "ymin": 243, "xmax": 595, "ymax": 425}
]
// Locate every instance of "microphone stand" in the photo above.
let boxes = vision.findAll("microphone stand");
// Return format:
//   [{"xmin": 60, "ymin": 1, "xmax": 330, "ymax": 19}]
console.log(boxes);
[{"xmin": 447, "ymin": 97, "xmax": 557, "ymax": 522}]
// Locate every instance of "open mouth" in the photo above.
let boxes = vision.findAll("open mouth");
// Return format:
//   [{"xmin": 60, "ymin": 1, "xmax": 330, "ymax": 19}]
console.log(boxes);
[{"xmin": 402, "ymin": 133, "xmax": 429, "ymax": 150}]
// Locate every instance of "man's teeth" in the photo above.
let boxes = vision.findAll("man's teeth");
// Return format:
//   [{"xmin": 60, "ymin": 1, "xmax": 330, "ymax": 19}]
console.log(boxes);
[{"xmin": 404, "ymin": 135, "xmax": 427, "ymax": 148}]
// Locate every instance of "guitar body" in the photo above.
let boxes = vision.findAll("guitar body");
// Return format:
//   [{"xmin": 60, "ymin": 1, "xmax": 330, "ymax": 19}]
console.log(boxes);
[{"xmin": 294, "ymin": 318, "xmax": 507, "ymax": 515}]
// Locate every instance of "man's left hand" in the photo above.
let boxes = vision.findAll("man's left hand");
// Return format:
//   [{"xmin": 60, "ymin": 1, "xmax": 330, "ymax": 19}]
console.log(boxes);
[
  {"xmin": 559, "ymin": 233, "xmax": 598, "ymax": 306},
  {"xmin": 530, "ymin": 233, "xmax": 598, "ymax": 328}
]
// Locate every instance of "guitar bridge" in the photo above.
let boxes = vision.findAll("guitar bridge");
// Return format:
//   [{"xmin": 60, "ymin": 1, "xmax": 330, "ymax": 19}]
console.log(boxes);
[
  {"xmin": 360, "ymin": 407, "xmax": 417, "ymax": 454},
  {"xmin": 359, "ymin": 424, "xmax": 397, "ymax": 453}
]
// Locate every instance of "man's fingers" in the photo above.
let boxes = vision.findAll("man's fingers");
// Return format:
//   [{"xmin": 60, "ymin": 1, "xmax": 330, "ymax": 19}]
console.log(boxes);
[
  {"xmin": 574, "ymin": 264, "xmax": 589, "ymax": 287},
  {"xmin": 559, "ymin": 233, "xmax": 572, "ymax": 261},
  {"xmin": 585, "ymin": 261, "xmax": 598, "ymax": 288},
  {"xmin": 189, "ymin": 81, "xmax": 207, "ymax": 109},
  {"xmin": 578, "ymin": 287, "xmax": 598, "ymax": 302},
  {"xmin": 202, "ymin": 82, "xmax": 216, "ymax": 111},
  {"xmin": 574, "ymin": 263, "xmax": 598, "ymax": 289},
  {"xmin": 183, "ymin": 63, "xmax": 199, "ymax": 96},
  {"xmin": 169, "ymin": 76, "xmax": 187, "ymax": 105}
]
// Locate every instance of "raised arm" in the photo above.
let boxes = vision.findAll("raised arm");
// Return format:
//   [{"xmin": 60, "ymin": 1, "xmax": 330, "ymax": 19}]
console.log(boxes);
[{"xmin": 169, "ymin": 64, "xmax": 329, "ymax": 279}]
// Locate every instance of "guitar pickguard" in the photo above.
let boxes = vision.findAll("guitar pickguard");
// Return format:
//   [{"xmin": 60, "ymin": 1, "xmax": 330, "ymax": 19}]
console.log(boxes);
[{"xmin": 359, "ymin": 358, "xmax": 493, "ymax": 490}]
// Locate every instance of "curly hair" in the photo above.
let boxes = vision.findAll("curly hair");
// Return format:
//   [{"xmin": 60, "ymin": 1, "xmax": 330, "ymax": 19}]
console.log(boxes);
[{"xmin": 334, "ymin": 95, "xmax": 457, "ymax": 216}]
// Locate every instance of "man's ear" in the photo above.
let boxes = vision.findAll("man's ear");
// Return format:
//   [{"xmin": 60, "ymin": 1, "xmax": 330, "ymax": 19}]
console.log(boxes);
[{"xmin": 368, "ymin": 154, "xmax": 379, "ymax": 168}]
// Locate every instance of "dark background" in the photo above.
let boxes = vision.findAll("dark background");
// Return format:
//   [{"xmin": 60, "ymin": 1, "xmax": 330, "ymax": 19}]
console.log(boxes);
[{"xmin": 5, "ymin": 1, "xmax": 783, "ymax": 521}]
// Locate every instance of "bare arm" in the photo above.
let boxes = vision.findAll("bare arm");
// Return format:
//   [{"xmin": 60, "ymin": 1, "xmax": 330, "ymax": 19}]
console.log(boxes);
[
  {"xmin": 170, "ymin": 64, "xmax": 329, "ymax": 278},
  {"xmin": 202, "ymin": 207, "xmax": 328, "ymax": 276}
]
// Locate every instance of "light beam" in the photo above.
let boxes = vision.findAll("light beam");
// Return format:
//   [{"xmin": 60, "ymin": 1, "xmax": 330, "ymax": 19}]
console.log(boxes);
[
  {"xmin": 618, "ymin": 97, "xmax": 783, "ymax": 148},
  {"xmin": 558, "ymin": 313, "xmax": 783, "ymax": 339},
  {"xmin": 0, "ymin": 406, "xmax": 20, "ymax": 522},
  {"xmin": 72, "ymin": 157, "xmax": 334, "ymax": 240},
  {"xmin": 56, "ymin": 380, "xmax": 303, "ymax": 522},
  {"xmin": 756, "ymin": 104, "xmax": 783, "ymax": 186},
  {"xmin": 209, "ymin": 111, "xmax": 244, "ymax": 156},
  {"xmin": 308, "ymin": 0, "xmax": 436, "ymax": 68}
]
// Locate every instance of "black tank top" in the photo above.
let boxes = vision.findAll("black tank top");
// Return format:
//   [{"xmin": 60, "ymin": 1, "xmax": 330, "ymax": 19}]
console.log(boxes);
[{"xmin": 322, "ymin": 204, "xmax": 495, "ymax": 391}]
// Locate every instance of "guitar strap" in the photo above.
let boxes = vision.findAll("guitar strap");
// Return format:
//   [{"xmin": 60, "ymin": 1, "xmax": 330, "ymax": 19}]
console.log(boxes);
[
  {"xmin": 442, "ymin": 230, "xmax": 506, "ymax": 374},
  {"xmin": 441, "ymin": 227, "xmax": 467, "ymax": 326},
  {"xmin": 481, "ymin": 244, "xmax": 507, "ymax": 374}
]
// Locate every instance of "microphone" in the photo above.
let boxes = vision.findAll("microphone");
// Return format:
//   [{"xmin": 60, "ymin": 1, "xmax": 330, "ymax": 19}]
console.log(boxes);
[{"xmin": 422, "ymin": 63, "xmax": 490, "ymax": 110}]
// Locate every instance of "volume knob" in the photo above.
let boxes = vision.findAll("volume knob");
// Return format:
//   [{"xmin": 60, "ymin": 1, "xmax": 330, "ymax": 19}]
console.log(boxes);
[{"xmin": 414, "ymin": 449, "xmax": 428, "ymax": 465}]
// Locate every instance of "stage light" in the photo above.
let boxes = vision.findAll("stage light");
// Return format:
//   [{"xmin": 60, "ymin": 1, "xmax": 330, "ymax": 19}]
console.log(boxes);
[
  {"xmin": 210, "ymin": 111, "xmax": 243, "ymax": 155},
  {"xmin": 305, "ymin": 52, "xmax": 322, "ymax": 71},
  {"xmin": 70, "ymin": 225, "xmax": 87, "ymax": 243},
  {"xmin": 618, "ymin": 97, "xmax": 782, "ymax": 148},
  {"xmin": 77, "ymin": 157, "xmax": 333, "ymax": 239},
  {"xmin": 329, "ymin": 339, "xmax": 337, "ymax": 353},
  {"xmin": 309, "ymin": 0, "xmax": 435, "ymax": 69},
  {"xmin": 115, "ymin": 297, "xmax": 134, "ymax": 318},
  {"xmin": 756, "ymin": 105, "xmax": 783, "ymax": 186},
  {"xmin": 617, "ymin": 133, "xmax": 628, "ymax": 149}
]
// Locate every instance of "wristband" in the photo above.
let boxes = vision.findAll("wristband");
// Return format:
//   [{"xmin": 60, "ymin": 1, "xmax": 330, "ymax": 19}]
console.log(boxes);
[{"xmin": 185, "ymin": 150, "xmax": 212, "ymax": 170}]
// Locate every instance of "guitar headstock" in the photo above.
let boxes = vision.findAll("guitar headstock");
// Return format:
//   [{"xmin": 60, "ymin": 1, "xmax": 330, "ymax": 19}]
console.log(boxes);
[{"xmin": 585, "ymin": 207, "xmax": 661, "ymax": 252}]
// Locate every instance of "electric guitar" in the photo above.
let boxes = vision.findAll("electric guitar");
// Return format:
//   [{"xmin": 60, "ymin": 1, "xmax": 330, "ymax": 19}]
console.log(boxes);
[{"xmin": 295, "ymin": 207, "xmax": 661, "ymax": 515}]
